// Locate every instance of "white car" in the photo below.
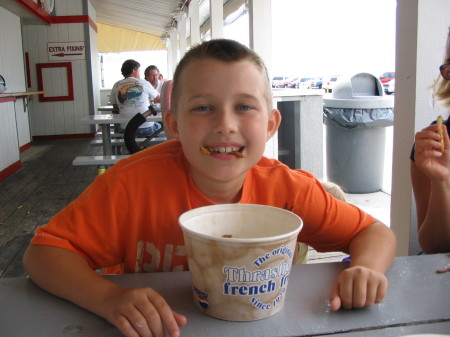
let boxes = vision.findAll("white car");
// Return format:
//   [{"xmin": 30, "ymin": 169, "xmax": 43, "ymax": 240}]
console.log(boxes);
[
  {"xmin": 383, "ymin": 79, "xmax": 395, "ymax": 95},
  {"xmin": 272, "ymin": 76, "xmax": 289, "ymax": 88},
  {"xmin": 295, "ymin": 77, "xmax": 314, "ymax": 89}
]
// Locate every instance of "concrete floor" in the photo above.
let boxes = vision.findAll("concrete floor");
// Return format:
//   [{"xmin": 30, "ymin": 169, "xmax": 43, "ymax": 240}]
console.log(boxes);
[{"xmin": 347, "ymin": 191, "xmax": 391, "ymax": 227}]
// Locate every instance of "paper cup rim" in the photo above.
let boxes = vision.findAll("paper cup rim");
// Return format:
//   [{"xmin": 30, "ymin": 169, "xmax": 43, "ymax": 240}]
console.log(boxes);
[{"xmin": 179, "ymin": 204, "xmax": 302, "ymax": 243}]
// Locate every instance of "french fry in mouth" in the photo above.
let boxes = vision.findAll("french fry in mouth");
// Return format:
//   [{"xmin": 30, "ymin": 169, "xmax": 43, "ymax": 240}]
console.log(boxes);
[
  {"xmin": 437, "ymin": 115, "xmax": 444, "ymax": 153},
  {"xmin": 231, "ymin": 151, "xmax": 244, "ymax": 158},
  {"xmin": 199, "ymin": 146, "xmax": 245, "ymax": 158},
  {"xmin": 200, "ymin": 145, "xmax": 212, "ymax": 155}
]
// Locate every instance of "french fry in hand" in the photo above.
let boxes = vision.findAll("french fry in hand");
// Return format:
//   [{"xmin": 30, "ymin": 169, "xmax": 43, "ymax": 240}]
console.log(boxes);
[{"xmin": 437, "ymin": 115, "xmax": 444, "ymax": 153}]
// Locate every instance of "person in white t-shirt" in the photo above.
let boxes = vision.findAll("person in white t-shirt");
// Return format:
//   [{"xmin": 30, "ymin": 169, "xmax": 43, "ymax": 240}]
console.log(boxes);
[
  {"xmin": 110, "ymin": 59, "xmax": 161, "ymax": 137},
  {"xmin": 144, "ymin": 65, "xmax": 164, "ymax": 113},
  {"xmin": 144, "ymin": 65, "xmax": 164, "ymax": 93}
]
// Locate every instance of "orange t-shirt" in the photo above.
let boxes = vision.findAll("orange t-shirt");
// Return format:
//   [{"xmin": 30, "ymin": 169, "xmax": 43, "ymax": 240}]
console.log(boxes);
[{"xmin": 32, "ymin": 140, "xmax": 372, "ymax": 273}]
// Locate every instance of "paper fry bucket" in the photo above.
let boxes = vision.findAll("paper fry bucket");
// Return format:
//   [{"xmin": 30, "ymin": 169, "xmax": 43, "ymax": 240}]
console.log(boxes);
[{"xmin": 179, "ymin": 204, "xmax": 302, "ymax": 321}]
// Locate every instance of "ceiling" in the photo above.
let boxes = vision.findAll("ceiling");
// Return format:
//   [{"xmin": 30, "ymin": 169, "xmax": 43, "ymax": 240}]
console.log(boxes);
[
  {"xmin": 89, "ymin": 0, "xmax": 185, "ymax": 37},
  {"xmin": 0, "ymin": 0, "xmax": 244, "ymax": 44},
  {"xmin": 0, "ymin": 0, "xmax": 186, "ymax": 35},
  {"xmin": 90, "ymin": 0, "xmax": 242, "ymax": 38}
]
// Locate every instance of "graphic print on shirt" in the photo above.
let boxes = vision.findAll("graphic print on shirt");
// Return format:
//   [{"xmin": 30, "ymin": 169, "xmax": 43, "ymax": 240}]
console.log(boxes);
[
  {"xmin": 135, "ymin": 241, "xmax": 186, "ymax": 272},
  {"xmin": 118, "ymin": 83, "xmax": 143, "ymax": 104}
]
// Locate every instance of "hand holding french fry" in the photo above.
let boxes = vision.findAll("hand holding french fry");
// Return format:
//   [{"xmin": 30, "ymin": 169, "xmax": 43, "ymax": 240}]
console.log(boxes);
[{"xmin": 414, "ymin": 116, "xmax": 450, "ymax": 182}]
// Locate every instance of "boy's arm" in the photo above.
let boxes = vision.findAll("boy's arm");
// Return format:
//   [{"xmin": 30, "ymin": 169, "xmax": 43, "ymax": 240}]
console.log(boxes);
[
  {"xmin": 329, "ymin": 219, "xmax": 396, "ymax": 311},
  {"xmin": 23, "ymin": 245, "xmax": 186, "ymax": 337}
]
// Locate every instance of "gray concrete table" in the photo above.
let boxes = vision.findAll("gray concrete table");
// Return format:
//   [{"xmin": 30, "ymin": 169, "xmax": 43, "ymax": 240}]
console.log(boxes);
[
  {"xmin": 97, "ymin": 105, "xmax": 118, "ymax": 113},
  {"xmin": 272, "ymin": 90, "xmax": 324, "ymax": 178},
  {"xmin": 1, "ymin": 254, "xmax": 449, "ymax": 337},
  {"xmin": 80, "ymin": 114, "xmax": 162, "ymax": 155}
]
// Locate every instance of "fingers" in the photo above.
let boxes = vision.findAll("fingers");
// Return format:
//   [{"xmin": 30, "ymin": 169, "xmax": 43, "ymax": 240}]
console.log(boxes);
[
  {"xmin": 415, "ymin": 128, "xmax": 445, "ymax": 161},
  {"xmin": 173, "ymin": 311, "xmax": 188, "ymax": 327},
  {"xmin": 145, "ymin": 291, "xmax": 182, "ymax": 337},
  {"xmin": 415, "ymin": 124, "xmax": 449, "ymax": 152},
  {"xmin": 106, "ymin": 288, "xmax": 185, "ymax": 337},
  {"xmin": 329, "ymin": 267, "xmax": 388, "ymax": 311},
  {"xmin": 329, "ymin": 283, "xmax": 342, "ymax": 311},
  {"xmin": 115, "ymin": 314, "xmax": 144, "ymax": 337},
  {"xmin": 138, "ymin": 297, "xmax": 166, "ymax": 337}
]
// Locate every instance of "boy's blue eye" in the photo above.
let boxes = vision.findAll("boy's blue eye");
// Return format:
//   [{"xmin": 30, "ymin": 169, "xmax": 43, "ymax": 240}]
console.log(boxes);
[
  {"xmin": 194, "ymin": 106, "xmax": 209, "ymax": 112},
  {"xmin": 237, "ymin": 105, "xmax": 252, "ymax": 111}
]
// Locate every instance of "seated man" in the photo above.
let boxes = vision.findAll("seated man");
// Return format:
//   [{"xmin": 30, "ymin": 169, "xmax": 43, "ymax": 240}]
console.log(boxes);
[
  {"xmin": 124, "ymin": 107, "xmax": 164, "ymax": 154},
  {"xmin": 144, "ymin": 65, "xmax": 164, "ymax": 113},
  {"xmin": 110, "ymin": 59, "xmax": 161, "ymax": 137}
]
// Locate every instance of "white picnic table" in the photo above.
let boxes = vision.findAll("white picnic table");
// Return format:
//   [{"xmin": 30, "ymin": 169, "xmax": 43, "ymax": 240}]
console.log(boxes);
[{"xmin": 79, "ymin": 113, "xmax": 162, "ymax": 156}]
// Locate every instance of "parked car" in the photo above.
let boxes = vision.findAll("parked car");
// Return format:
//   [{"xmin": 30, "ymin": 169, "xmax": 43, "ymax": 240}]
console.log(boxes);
[
  {"xmin": 383, "ymin": 79, "xmax": 395, "ymax": 94},
  {"xmin": 282, "ymin": 77, "xmax": 299, "ymax": 88},
  {"xmin": 295, "ymin": 77, "xmax": 314, "ymax": 89},
  {"xmin": 379, "ymin": 72, "xmax": 395, "ymax": 84},
  {"xmin": 322, "ymin": 76, "xmax": 340, "ymax": 93},
  {"xmin": 272, "ymin": 76, "xmax": 289, "ymax": 88}
]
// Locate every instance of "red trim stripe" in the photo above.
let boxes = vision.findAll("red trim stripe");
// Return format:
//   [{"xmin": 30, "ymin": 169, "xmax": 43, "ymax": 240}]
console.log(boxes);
[
  {"xmin": 0, "ymin": 97, "xmax": 16, "ymax": 103},
  {"xmin": 33, "ymin": 133, "xmax": 95, "ymax": 141},
  {"xmin": 12, "ymin": 0, "xmax": 52, "ymax": 24},
  {"xmin": 20, "ymin": 142, "xmax": 32, "ymax": 152},
  {"xmin": 0, "ymin": 160, "xmax": 21, "ymax": 182},
  {"xmin": 37, "ymin": 62, "xmax": 74, "ymax": 102},
  {"xmin": 25, "ymin": 52, "xmax": 31, "ymax": 88},
  {"xmin": 51, "ymin": 15, "xmax": 97, "ymax": 32},
  {"xmin": 10, "ymin": 2, "xmax": 98, "ymax": 32}
]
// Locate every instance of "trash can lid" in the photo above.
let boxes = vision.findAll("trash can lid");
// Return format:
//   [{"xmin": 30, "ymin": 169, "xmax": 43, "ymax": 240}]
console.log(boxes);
[{"xmin": 324, "ymin": 72, "xmax": 394, "ymax": 109}]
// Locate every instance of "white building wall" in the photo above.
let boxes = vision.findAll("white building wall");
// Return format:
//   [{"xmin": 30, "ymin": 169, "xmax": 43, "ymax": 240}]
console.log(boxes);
[
  {"xmin": 23, "ymin": 0, "xmax": 95, "ymax": 137},
  {"xmin": 0, "ymin": 6, "xmax": 28, "ymax": 172}
]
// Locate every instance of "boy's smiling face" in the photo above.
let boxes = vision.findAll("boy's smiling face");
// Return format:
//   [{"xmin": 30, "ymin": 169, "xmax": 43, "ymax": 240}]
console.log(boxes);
[{"xmin": 166, "ymin": 59, "xmax": 281, "ymax": 202}]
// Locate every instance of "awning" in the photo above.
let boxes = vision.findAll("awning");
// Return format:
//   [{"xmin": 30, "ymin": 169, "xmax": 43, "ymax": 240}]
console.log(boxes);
[{"xmin": 97, "ymin": 23, "xmax": 166, "ymax": 53}]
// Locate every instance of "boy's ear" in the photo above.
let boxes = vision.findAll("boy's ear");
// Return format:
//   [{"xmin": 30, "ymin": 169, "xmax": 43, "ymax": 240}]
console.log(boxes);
[
  {"xmin": 163, "ymin": 110, "xmax": 179, "ymax": 139},
  {"xmin": 266, "ymin": 109, "xmax": 281, "ymax": 141}
]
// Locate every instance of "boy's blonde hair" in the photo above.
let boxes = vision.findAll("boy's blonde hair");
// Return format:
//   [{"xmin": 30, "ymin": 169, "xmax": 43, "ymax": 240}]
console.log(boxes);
[
  {"xmin": 170, "ymin": 39, "xmax": 273, "ymax": 115},
  {"xmin": 433, "ymin": 27, "xmax": 450, "ymax": 107}
]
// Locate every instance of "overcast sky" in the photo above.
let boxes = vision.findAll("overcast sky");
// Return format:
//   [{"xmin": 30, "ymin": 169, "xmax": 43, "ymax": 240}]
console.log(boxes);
[
  {"xmin": 101, "ymin": 0, "xmax": 397, "ymax": 88},
  {"xmin": 226, "ymin": 0, "xmax": 396, "ymax": 78},
  {"xmin": 271, "ymin": 0, "xmax": 397, "ymax": 77}
]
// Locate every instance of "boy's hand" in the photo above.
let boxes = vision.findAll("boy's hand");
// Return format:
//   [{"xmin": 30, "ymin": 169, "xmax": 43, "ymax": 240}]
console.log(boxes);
[
  {"xmin": 329, "ymin": 266, "xmax": 388, "ymax": 311},
  {"xmin": 99, "ymin": 286, "xmax": 187, "ymax": 337}
]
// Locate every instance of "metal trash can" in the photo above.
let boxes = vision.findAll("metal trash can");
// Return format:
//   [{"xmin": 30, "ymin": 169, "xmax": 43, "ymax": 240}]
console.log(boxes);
[{"xmin": 323, "ymin": 73, "xmax": 394, "ymax": 193}]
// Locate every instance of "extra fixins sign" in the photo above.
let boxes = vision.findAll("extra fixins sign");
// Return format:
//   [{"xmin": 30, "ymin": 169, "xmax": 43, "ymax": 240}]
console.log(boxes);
[{"xmin": 48, "ymin": 42, "xmax": 86, "ymax": 61}]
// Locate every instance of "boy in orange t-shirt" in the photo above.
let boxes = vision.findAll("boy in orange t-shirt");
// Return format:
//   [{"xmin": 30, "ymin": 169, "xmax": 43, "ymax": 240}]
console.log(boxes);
[{"xmin": 24, "ymin": 39, "xmax": 396, "ymax": 337}]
